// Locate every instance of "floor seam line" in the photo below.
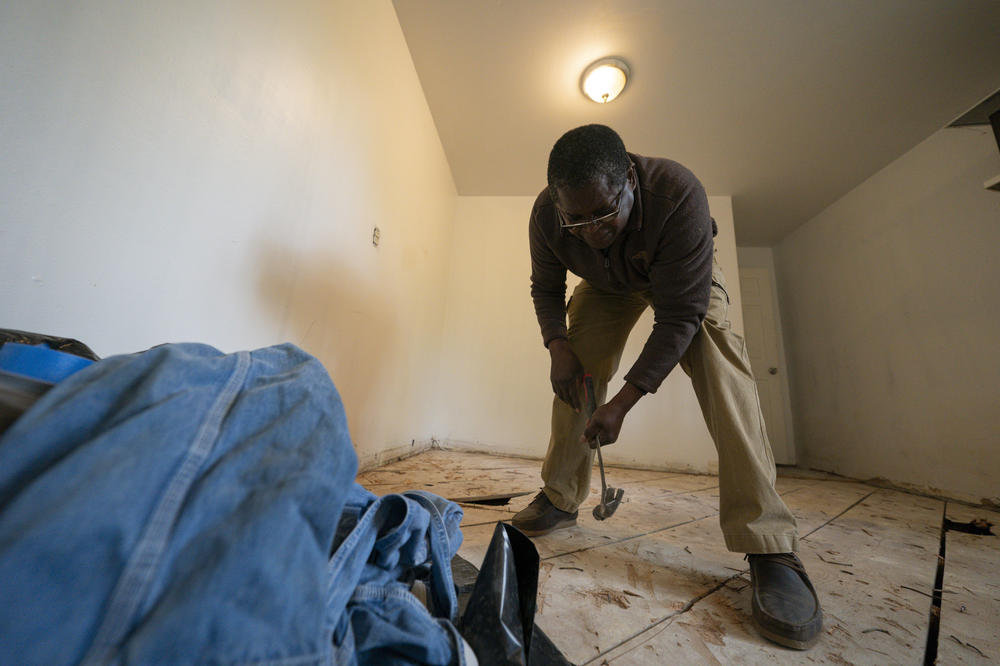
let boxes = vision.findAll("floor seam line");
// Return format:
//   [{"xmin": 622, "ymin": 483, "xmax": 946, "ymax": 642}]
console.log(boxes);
[
  {"xmin": 633, "ymin": 472, "xmax": 703, "ymax": 483},
  {"xmin": 923, "ymin": 500, "xmax": 948, "ymax": 665},
  {"xmin": 672, "ymin": 484, "xmax": 721, "ymax": 496},
  {"xmin": 801, "ymin": 489, "xmax": 878, "ymax": 541},
  {"xmin": 539, "ymin": 512, "xmax": 719, "ymax": 561},
  {"xmin": 456, "ymin": 504, "xmax": 514, "ymax": 513},
  {"xmin": 461, "ymin": 519, "xmax": 513, "ymax": 528},
  {"xmin": 579, "ymin": 572, "xmax": 744, "ymax": 665}
]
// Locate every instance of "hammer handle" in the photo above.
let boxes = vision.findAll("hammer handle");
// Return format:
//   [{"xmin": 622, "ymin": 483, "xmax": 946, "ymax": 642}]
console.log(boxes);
[
  {"xmin": 583, "ymin": 374, "xmax": 597, "ymax": 417},
  {"xmin": 583, "ymin": 374, "xmax": 603, "ymax": 449}
]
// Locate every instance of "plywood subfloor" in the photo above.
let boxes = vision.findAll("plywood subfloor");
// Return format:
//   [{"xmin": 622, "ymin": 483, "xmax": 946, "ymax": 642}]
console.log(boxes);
[{"xmin": 356, "ymin": 450, "xmax": 999, "ymax": 665}]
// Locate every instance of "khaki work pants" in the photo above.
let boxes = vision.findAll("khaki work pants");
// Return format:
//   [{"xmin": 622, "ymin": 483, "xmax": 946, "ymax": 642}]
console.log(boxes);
[{"xmin": 540, "ymin": 253, "xmax": 799, "ymax": 554}]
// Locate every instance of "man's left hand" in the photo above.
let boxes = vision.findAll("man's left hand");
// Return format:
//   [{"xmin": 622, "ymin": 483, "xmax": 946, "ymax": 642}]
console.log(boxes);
[
  {"xmin": 580, "ymin": 382, "xmax": 646, "ymax": 448},
  {"xmin": 581, "ymin": 402, "xmax": 628, "ymax": 448}
]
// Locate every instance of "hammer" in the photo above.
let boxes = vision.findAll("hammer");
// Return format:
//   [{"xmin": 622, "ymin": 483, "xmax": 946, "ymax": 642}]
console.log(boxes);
[{"xmin": 583, "ymin": 374, "xmax": 625, "ymax": 520}]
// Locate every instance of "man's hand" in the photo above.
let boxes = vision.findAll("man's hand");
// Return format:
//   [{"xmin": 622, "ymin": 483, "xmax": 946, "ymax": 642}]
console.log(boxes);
[
  {"xmin": 581, "ymin": 382, "xmax": 646, "ymax": 448},
  {"xmin": 582, "ymin": 402, "xmax": 628, "ymax": 447},
  {"xmin": 548, "ymin": 338, "xmax": 584, "ymax": 410}
]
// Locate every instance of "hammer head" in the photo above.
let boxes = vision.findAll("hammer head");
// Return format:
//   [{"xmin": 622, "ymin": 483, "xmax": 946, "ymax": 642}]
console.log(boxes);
[{"xmin": 592, "ymin": 487, "xmax": 625, "ymax": 520}]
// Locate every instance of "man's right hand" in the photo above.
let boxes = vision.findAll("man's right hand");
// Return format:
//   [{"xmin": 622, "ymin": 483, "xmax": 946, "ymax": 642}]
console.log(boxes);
[{"xmin": 548, "ymin": 338, "xmax": 584, "ymax": 411}]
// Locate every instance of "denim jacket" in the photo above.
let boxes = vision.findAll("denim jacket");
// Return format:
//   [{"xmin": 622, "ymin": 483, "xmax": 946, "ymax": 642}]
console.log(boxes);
[{"xmin": 0, "ymin": 343, "xmax": 465, "ymax": 665}]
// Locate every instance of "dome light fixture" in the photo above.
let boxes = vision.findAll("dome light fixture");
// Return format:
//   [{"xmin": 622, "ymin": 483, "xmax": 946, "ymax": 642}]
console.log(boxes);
[{"xmin": 580, "ymin": 57, "xmax": 630, "ymax": 104}]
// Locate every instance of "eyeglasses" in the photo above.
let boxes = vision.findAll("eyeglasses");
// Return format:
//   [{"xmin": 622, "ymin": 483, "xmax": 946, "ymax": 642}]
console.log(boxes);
[{"xmin": 556, "ymin": 167, "xmax": 633, "ymax": 229}]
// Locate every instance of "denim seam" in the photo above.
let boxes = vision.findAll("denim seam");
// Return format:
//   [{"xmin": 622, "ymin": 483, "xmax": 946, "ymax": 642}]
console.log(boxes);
[
  {"xmin": 351, "ymin": 583, "xmax": 429, "ymax": 609},
  {"xmin": 403, "ymin": 492, "xmax": 458, "ymax": 619},
  {"xmin": 80, "ymin": 351, "xmax": 252, "ymax": 666},
  {"xmin": 326, "ymin": 496, "xmax": 383, "ymax": 622},
  {"xmin": 371, "ymin": 496, "xmax": 415, "ymax": 562}
]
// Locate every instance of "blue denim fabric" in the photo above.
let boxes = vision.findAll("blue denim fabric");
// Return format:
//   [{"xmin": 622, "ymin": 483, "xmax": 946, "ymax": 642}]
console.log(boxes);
[
  {"xmin": 0, "ymin": 343, "xmax": 466, "ymax": 665},
  {"xmin": 329, "ymin": 487, "xmax": 464, "ymax": 665}
]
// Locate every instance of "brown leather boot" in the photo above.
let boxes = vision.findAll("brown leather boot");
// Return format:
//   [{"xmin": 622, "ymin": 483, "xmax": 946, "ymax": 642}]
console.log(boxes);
[{"xmin": 511, "ymin": 491, "xmax": 577, "ymax": 536}]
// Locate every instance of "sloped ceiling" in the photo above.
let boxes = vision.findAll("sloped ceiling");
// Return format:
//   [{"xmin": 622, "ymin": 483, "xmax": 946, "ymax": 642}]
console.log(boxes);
[{"xmin": 393, "ymin": 0, "xmax": 1000, "ymax": 244}]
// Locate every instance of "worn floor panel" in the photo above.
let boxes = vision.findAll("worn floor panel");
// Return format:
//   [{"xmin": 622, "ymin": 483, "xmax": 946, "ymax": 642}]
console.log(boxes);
[
  {"xmin": 937, "ymin": 503, "xmax": 1000, "ymax": 664},
  {"xmin": 598, "ymin": 490, "xmax": 943, "ymax": 664},
  {"xmin": 357, "ymin": 450, "xmax": 996, "ymax": 665}
]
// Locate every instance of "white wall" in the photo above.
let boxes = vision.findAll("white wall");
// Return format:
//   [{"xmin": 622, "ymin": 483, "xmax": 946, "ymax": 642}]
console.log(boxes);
[
  {"xmin": 0, "ymin": 1, "xmax": 457, "ymax": 466},
  {"xmin": 435, "ymin": 195, "xmax": 742, "ymax": 474},
  {"xmin": 774, "ymin": 126, "xmax": 1000, "ymax": 504}
]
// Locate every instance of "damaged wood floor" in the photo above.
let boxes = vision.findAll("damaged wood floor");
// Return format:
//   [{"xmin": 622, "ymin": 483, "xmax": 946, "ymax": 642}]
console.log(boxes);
[{"xmin": 356, "ymin": 450, "xmax": 999, "ymax": 665}]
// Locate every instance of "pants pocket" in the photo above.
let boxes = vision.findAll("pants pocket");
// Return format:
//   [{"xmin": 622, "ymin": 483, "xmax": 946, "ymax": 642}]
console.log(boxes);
[{"xmin": 706, "ymin": 279, "xmax": 730, "ymax": 327}]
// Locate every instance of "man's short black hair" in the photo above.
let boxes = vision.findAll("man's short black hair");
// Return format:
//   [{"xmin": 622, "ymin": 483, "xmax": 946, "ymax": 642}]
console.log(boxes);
[{"xmin": 547, "ymin": 124, "xmax": 630, "ymax": 198}]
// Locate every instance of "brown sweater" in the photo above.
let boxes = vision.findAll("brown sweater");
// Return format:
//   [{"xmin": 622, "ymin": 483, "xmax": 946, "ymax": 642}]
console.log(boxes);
[{"xmin": 529, "ymin": 153, "xmax": 716, "ymax": 394}]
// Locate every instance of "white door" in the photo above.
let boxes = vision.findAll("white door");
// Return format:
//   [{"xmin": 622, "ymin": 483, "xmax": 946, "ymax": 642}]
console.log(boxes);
[{"xmin": 739, "ymin": 267, "xmax": 795, "ymax": 464}]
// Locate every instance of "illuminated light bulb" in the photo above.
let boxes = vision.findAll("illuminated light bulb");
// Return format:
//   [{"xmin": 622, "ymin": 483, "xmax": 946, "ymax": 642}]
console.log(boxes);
[{"xmin": 581, "ymin": 58, "xmax": 630, "ymax": 103}]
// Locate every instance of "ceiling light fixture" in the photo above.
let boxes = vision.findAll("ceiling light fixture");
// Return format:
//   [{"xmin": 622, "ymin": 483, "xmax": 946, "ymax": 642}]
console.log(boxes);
[{"xmin": 580, "ymin": 57, "xmax": 630, "ymax": 104}]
